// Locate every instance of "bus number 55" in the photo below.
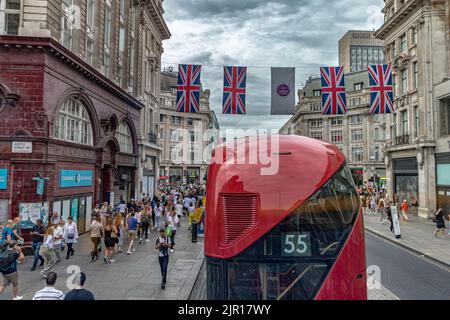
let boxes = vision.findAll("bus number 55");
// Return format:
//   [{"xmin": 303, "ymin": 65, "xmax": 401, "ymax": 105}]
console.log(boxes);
[{"xmin": 283, "ymin": 234, "xmax": 310, "ymax": 256}]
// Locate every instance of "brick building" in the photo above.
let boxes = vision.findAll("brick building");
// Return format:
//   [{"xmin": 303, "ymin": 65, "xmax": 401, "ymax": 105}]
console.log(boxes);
[{"xmin": 0, "ymin": 0, "xmax": 170, "ymax": 235}]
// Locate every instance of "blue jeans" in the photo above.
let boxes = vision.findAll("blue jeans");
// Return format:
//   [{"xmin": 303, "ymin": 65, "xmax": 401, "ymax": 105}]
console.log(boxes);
[
  {"xmin": 159, "ymin": 256, "xmax": 169, "ymax": 285},
  {"xmin": 32, "ymin": 242, "xmax": 44, "ymax": 268}
]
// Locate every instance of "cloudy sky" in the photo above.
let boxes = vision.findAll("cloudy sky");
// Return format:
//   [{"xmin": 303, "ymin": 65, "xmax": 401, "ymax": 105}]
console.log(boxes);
[{"xmin": 161, "ymin": 0, "xmax": 384, "ymax": 135}]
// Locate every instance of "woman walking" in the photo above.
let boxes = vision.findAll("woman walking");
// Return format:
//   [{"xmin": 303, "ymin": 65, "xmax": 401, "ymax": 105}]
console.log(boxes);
[
  {"xmin": 411, "ymin": 197, "xmax": 419, "ymax": 216},
  {"xmin": 114, "ymin": 214, "xmax": 124, "ymax": 254},
  {"xmin": 401, "ymin": 199, "xmax": 409, "ymax": 222},
  {"xmin": 40, "ymin": 226, "xmax": 56, "ymax": 277},
  {"xmin": 104, "ymin": 218, "xmax": 118, "ymax": 263},
  {"xmin": 64, "ymin": 217, "xmax": 78, "ymax": 260},
  {"xmin": 434, "ymin": 207, "xmax": 446, "ymax": 239},
  {"xmin": 167, "ymin": 209, "xmax": 179, "ymax": 253},
  {"xmin": 90, "ymin": 216, "xmax": 103, "ymax": 262},
  {"xmin": 141, "ymin": 208, "xmax": 151, "ymax": 243}
]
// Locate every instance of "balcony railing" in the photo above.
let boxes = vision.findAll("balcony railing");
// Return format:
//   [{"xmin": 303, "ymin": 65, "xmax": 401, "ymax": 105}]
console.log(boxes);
[
  {"xmin": 148, "ymin": 132, "xmax": 157, "ymax": 144},
  {"xmin": 395, "ymin": 134, "xmax": 410, "ymax": 145}
]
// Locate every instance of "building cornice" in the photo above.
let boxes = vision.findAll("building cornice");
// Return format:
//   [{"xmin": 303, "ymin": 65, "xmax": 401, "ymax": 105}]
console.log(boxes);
[
  {"xmin": 375, "ymin": 0, "xmax": 421, "ymax": 40},
  {"xmin": 143, "ymin": 0, "xmax": 171, "ymax": 40},
  {"xmin": 0, "ymin": 36, "xmax": 144, "ymax": 111}
]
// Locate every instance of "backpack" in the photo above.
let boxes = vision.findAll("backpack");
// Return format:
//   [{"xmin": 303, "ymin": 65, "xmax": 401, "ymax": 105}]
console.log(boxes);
[{"xmin": 0, "ymin": 250, "xmax": 16, "ymax": 273}]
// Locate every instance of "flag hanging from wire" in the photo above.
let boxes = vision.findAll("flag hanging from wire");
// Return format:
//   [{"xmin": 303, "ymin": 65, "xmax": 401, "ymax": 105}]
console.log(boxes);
[
  {"xmin": 368, "ymin": 64, "xmax": 394, "ymax": 114},
  {"xmin": 320, "ymin": 66, "xmax": 347, "ymax": 115},
  {"xmin": 222, "ymin": 66, "xmax": 247, "ymax": 114},
  {"xmin": 176, "ymin": 64, "xmax": 202, "ymax": 113}
]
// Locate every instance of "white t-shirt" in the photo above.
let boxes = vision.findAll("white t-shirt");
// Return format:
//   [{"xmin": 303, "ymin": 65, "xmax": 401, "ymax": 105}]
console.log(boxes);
[
  {"xmin": 44, "ymin": 235, "xmax": 54, "ymax": 249},
  {"xmin": 155, "ymin": 206, "xmax": 162, "ymax": 217},
  {"xmin": 118, "ymin": 203, "xmax": 127, "ymax": 213},
  {"xmin": 183, "ymin": 198, "xmax": 191, "ymax": 208},
  {"xmin": 53, "ymin": 226, "xmax": 63, "ymax": 245},
  {"xmin": 175, "ymin": 203, "xmax": 183, "ymax": 216}
]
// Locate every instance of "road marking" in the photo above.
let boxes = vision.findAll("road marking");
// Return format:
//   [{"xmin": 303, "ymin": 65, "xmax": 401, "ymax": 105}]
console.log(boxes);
[{"xmin": 367, "ymin": 275, "xmax": 400, "ymax": 300}]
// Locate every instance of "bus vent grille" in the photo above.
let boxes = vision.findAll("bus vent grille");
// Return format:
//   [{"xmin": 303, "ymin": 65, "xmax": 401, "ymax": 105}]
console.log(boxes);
[{"xmin": 220, "ymin": 194, "xmax": 258, "ymax": 245}]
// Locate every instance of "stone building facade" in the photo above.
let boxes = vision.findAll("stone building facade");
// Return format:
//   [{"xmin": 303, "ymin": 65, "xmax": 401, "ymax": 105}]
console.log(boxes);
[
  {"xmin": 284, "ymin": 71, "xmax": 387, "ymax": 186},
  {"xmin": 0, "ymin": 0, "xmax": 170, "ymax": 235},
  {"xmin": 339, "ymin": 30, "xmax": 385, "ymax": 73},
  {"xmin": 375, "ymin": 0, "xmax": 450, "ymax": 217},
  {"xmin": 158, "ymin": 69, "xmax": 219, "ymax": 186}
]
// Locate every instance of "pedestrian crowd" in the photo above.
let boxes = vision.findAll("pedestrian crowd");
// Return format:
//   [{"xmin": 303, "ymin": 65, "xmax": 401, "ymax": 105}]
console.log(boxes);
[
  {"xmin": 358, "ymin": 184, "xmax": 450, "ymax": 240},
  {"xmin": 0, "ymin": 183, "xmax": 206, "ymax": 300}
]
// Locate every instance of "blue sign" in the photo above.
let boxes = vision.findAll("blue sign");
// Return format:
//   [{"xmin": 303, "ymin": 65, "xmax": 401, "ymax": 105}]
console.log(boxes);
[
  {"xmin": 60, "ymin": 170, "xmax": 93, "ymax": 188},
  {"xmin": 0, "ymin": 169, "xmax": 8, "ymax": 190}
]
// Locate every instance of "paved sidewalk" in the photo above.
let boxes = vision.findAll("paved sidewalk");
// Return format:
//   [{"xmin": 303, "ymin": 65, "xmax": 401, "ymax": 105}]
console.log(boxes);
[
  {"xmin": 0, "ymin": 216, "xmax": 204, "ymax": 300},
  {"xmin": 363, "ymin": 213, "xmax": 450, "ymax": 267}
]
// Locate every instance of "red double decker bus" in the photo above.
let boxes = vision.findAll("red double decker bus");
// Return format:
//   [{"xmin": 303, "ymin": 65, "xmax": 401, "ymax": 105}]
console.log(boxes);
[{"xmin": 205, "ymin": 135, "xmax": 366, "ymax": 300}]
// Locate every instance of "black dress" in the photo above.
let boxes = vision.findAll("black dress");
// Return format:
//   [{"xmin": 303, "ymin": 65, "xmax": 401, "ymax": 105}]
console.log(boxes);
[{"xmin": 104, "ymin": 227, "xmax": 115, "ymax": 248}]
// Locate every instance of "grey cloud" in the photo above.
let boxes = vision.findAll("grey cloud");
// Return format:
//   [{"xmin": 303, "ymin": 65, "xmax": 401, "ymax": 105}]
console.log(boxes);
[{"xmin": 162, "ymin": 0, "xmax": 385, "ymax": 132}]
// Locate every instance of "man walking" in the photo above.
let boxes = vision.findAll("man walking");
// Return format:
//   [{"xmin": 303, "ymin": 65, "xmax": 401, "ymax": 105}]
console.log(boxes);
[
  {"xmin": 0, "ymin": 242, "xmax": 24, "ymax": 300},
  {"xmin": 155, "ymin": 228, "xmax": 171, "ymax": 290},
  {"xmin": 30, "ymin": 219, "xmax": 46, "ymax": 271},
  {"xmin": 126, "ymin": 212, "xmax": 138, "ymax": 255}
]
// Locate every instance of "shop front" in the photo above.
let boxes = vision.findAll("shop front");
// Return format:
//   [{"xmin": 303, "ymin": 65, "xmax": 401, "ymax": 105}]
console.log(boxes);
[
  {"xmin": 436, "ymin": 153, "xmax": 450, "ymax": 214},
  {"xmin": 393, "ymin": 158, "xmax": 418, "ymax": 203},
  {"xmin": 186, "ymin": 167, "xmax": 200, "ymax": 185},
  {"xmin": 169, "ymin": 167, "xmax": 183, "ymax": 185},
  {"xmin": 52, "ymin": 168, "xmax": 95, "ymax": 234}
]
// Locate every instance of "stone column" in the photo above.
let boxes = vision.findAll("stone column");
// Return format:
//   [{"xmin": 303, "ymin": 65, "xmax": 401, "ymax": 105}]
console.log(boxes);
[{"xmin": 418, "ymin": 147, "xmax": 436, "ymax": 218}]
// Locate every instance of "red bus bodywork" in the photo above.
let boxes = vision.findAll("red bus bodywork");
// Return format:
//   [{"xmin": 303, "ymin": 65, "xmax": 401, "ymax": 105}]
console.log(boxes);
[{"xmin": 205, "ymin": 135, "xmax": 367, "ymax": 300}]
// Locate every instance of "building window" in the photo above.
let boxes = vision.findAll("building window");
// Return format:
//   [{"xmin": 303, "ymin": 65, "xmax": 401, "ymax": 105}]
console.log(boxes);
[
  {"xmin": 400, "ymin": 34, "xmax": 407, "ymax": 53},
  {"xmin": 331, "ymin": 130, "xmax": 343, "ymax": 143},
  {"xmin": 375, "ymin": 146, "xmax": 380, "ymax": 162},
  {"xmin": 310, "ymin": 131, "xmax": 323, "ymax": 141},
  {"xmin": 350, "ymin": 114, "xmax": 363, "ymax": 125},
  {"xmin": 351, "ymin": 129, "xmax": 363, "ymax": 142},
  {"xmin": 53, "ymin": 98, "xmax": 93, "ymax": 146},
  {"xmin": 0, "ymin": 0, "xmax": 20, "ymax": 35},
  {"xmin": 61, "ymin": 0, "xmax": 74, "ymax": 50},
  {"xmin": 310, "ymin": 102, "xmax": 322, "ymax": 112},
  {"xmin": 188, "ymin": 118, "xmax": 194, "ymax": 126},
  {"xmin": 309, "ymin": 119, "xmax": 323, "ymax": 128},
  {"xmin": 414, "ymin": 106, "xmax": 419, "ymax": 138},
  {"xmin": 400, "ymin": 69, "xmax": 408, "ymax": 94},
  {"xmin": 331, "ymin": 117, "xmax": 343, "ymax": 126},
  {"xmin": 375, "ymin": 127, "xmax": 379, "ymax": 140},
  {"xmin": 115, "ymin": 122, "xmax": 133, "ymax": 154},
  {"xmin": 103, "ymin": 0, "xmax": 112, "ymax": 77},
  {"xmin": 413, "ymin": 62, "xmax": 418, "ymax": 90},
  {"xmin": 118, "ymin": 0, "xmax": 126, "ymax": 84},
  {"xmin": 393, "ymin": 113, "xmax": 397, "ymax": 138},
  {"xmin": 313, "ymin": 90, "xmax": 321, "ymax": 97},
  {"xmin": 411, "ymin": 27, "xmax": 417, "ymax": 45},
  {"xmin": 354, "ymin": 82, "xmax": 363, "ymax": 91},
  {"xmin": 86, "ymin": 38, "xmax": 94, "ymax": 65},
  {"xmin": 158, "ymin": 127, "xmax": 164, "ymax": 140},
  {"xmin": 401, "ymin": 110, "xmax": 408, "ymax": 135},
  {"xmin": 352, "ymin": 147, "xmax": 363, "ymax": 162}
]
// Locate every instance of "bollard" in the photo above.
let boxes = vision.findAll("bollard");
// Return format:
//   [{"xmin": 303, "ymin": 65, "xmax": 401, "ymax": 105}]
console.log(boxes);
[{"xmin": 191, "ymin": 221, "xmax": 198, "ymax": 243}]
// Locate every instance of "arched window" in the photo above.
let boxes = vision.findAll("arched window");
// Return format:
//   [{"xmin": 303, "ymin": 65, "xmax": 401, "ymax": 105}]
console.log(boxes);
[
  {"xmin": 53, "ymin": 98, "xmax": 93, "ymax": 146},
  {"xmin": 116, "ymin": 122, "xmax": 133, "ymax": 154}
]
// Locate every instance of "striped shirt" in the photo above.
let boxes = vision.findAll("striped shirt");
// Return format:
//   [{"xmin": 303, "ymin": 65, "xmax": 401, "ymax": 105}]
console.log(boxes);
[{"xmin": 32, "ymin": 287, "xmax": 65, "ymax": 300}]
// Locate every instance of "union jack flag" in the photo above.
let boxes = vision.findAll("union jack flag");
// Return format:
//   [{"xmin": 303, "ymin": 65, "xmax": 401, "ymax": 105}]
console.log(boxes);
[
  {"xmin": 223, "ymin": 66, "xmax": 247, "ymax": 114},
  {"xmin": 320, "ymin": 66, "xmax": 347, "ymax": 115},
  {"xmin": 176, "ymin": 64, "xmax": 202, "ymax": 113},
  {"xmin": 368, "ymin": 64, "xmax": 394, "ymax": 114}
]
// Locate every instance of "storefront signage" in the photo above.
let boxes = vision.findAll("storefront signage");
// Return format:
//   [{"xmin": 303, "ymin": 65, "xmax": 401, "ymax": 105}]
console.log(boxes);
[
  {"xmin": 437, "ymin": 164, "xmax": 450, "ymax": 186},
  {"xmin": 60, "ymin": 170, "xmax": 93, "ymax": 188},
  {"xmin": 0, "ymin": 169, "xmax": 7, "ymax": 189},
  {"xmin": 12, "ymin": 141, "xmax": 32, "ymax": 153}
]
